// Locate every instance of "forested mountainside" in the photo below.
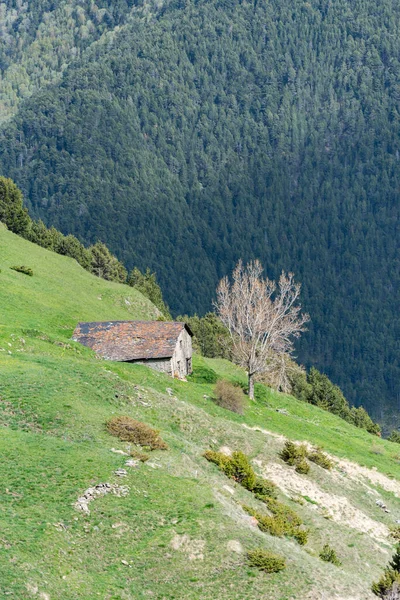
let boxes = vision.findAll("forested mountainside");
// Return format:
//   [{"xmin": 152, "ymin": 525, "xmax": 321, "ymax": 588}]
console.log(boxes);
[{"xmin": 0, "ymin": 0, "xmax": 399, "ymax": 423}]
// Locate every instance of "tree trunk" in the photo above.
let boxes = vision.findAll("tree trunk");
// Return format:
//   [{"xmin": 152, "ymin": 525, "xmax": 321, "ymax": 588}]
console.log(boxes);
[{"xmin": 248, "ymin": 373, "xmax": 255, "ymax": 400}]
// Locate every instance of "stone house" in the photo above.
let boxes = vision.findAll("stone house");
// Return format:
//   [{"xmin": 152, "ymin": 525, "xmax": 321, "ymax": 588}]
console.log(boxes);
[{"xmin": 72, "ymin": 320, "xmax": 193, "ymax": 379}]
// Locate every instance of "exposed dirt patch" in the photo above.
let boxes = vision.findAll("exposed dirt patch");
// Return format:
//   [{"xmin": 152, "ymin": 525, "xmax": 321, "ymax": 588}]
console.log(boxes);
[
  {"xmin": 244, "ymin": 423, "xmax": 400, "ymax": 496},
  {"xmin": 255, "ymin": 461, "xmax": 389, "ymax": 542},
  {"xmin": 242, "ymin": 423, "xmax": 286, "ymax": 442},
  {"xmin": 334, "ymin": 459, "xmax": 400, "ymax": 497},
  {"xmin": 170, "ymin": 533, "xmax": 205, "ymax": 560}
]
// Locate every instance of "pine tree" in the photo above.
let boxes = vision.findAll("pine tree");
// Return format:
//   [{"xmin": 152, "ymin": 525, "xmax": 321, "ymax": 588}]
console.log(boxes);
[{"xmin": 0, "ymin": 177, "xmax": 30, "ymax": 236}]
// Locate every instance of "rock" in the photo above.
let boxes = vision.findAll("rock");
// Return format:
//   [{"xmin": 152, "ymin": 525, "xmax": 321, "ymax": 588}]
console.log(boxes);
[
  {"xmin": 125, "ymin": 459, "xmax": 139, "ymax": 468},
  {"xmin": 276, "ymin": 408, "xmax": 289, "ymax": 415},
  {"xmin": 110, "ymin": 448, "xmax": 129, "ymax": 456},
  {"xmin": 121, "ymin": 560, "xmax": 129, "ymax": 566},
  {"xmin": 222, "ymin": 485, "xmax": 235, "ymax": 495},
  {"xmin": 219, "ymin": 446, "xmax": 232, "ymax": 457},
  {"xmin": 227, "ymin": 540, "xmax": 243, "ymax": 553},
  {"xmin": 166, "ymin": 388, "xmax": 174, "ymax": 396},
  {"xmin": 114, "ymin": 469, "xmax": 127, "ymax": 477},
  {"xmin": 74, "ymin": 483, "xmax": 129, "ymax": 514}
]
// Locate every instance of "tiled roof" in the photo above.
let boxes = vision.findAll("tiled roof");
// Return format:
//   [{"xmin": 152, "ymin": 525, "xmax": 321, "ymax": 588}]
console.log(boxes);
[{"xmin": 72, "ymin": 321, "xmax": 192, "ymax": 361}]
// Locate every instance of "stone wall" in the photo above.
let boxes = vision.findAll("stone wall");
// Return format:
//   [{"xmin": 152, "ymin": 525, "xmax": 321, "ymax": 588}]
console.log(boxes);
[
  {"xmin": 134, "ymin": 358, "xmax": 172, "ymax": 374},
  {"xmin": 171, "ymin": 329, "xmax": 193, "ymax": 378}
]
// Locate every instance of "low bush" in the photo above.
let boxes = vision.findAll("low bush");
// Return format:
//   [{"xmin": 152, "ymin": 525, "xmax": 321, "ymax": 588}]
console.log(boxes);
[
  {"xmin": 372, "ymin": 572, "xmax": 400, "ymax": 598},
  {"xmin": 280, "ymin": 440, "xmax": 307, "ymax": 466},
  {"xmin": 203, "ymin": 450, "xmax": 256, "ymax": 490},
  {"xmin": 106, "ymin": 416, "xmax": 168, "ymax": 450},
  {"xmin": 229, "ymin": 451, "xmax": 257, "ymax": 489},
  {"xmin": 372, "ymin": 545, "xmax": 400, "ymax": 597},
  {"xmin": 213, "ymin": 380, "xmax": 246, "ymax": 414},
  {"xmin": 263, "ymin": 497, "xmax": 302, "ymax": 528},
  {"xmin": 292, "ymin": 528, "xmax": 309, "ymax": 546},
  {"xmin": 243, "ymin": 502, "xmax": 305, "ymax": 544},
  {"xmin": 295, "ymin": 458, "xmax": 310, "ymax": 474},
  {"xmin": 188, "ymin": 365, "xmax": 218, "ymax": 384},
  {"xmin": 252, "ymin": 477, "xmax": 278, "ymax": 500},
  {"xmin": 319, "ymin": 544, "xmax": 342, "ymax": 567},
  {"xmin": 130, "ymin": 448, "xmax": 150, "ymax": 462},
  {"xmin": 10, "ymin": 265, "xmax": 33, "ymax": 276},
  {"xmin": 203, "ymin": 449, "xmax": 232, "ymax": 471},
  {"xmin": 247, "ymin": 548, "xmax": 286, "ymax": 573},
  {"xmin": 257, "ymin": 514, "xmax": 286, "ymax": 537},
  {"xmin": 308, "ymin": 448, "xmax": 333, "ymax": 470}
]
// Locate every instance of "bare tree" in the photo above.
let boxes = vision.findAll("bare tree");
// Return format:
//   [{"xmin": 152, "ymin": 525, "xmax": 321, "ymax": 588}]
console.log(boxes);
[{"xmin": 215, "ymin": 260, "xmax": 309, "ymax": 400}]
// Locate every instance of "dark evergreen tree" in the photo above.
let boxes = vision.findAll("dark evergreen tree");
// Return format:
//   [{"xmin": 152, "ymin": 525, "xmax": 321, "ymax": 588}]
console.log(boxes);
[{"xmin": 0, "ymin": 177, "xmax": 30, "ymax": 235}]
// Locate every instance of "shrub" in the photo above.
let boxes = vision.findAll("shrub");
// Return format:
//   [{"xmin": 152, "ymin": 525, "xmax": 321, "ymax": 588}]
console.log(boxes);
[
  {"xmin": 319, "ymin": 544, "xmax": 342, "ymax": 567},
  {"xmin": 130, "ymin": 448, "xmax": 150, "ymax": 462},
  {"xmin": 188, "ymin": 365, "xmax": 218, "ymax": 384},
  {"xmin": 280, "ymin": 441, "xmax": 307, "ymax": 466},
  {"xmin": 243, "ymin": 502, "xmax": 304, "ymax": 543},
  {"xmin": 372, "ymin": 572, "xmax": 400, "ymax": 598},
  {"xmin": 106, "ymin": 416, "xmax": 168, "ymax": 450},
  {"xmin": 203, "ymin": 450, "xmax": 233, "ymax": 472},
  {"xmin": 292, "ymin": 528, "xmax": 309, "ymax": 546},
  {"xmin": 204, "ymin": 449, "xmax": 256, "ymax": 490},
  {"xmin": 308, "ymin": 448, "xmax": 333, "ymax": 470},
  {"xmin": 373, "ymin": 545, "xmax": 400, "ymax": 597},
  {"xmin": 257, "ymin": 514, "xmax": 286, "ymax": 537},
  {"xmin": 213, "ymin": 380, "xmax": 246, "ymax": 414},
  {"xmin": 10, "ymin": 265, "xmax": 33, "ymax": 276},
  {"xmin": 229, "ymin": 451, "xmax": 256, "ymax": 489},
  {"xmin": 247, "ymin": 548, "xmax": 286, "ymax": 573},
  {"xmin": 263, "ymin": 497, "xmax": 302, "ymax": 528},
  {"xmin": 295, "ymin": 458, "xmax": 310, "ymax": 474},
  {"xmin": 252, "ymin": 477, "xmax": 278, "ymax": 500}
]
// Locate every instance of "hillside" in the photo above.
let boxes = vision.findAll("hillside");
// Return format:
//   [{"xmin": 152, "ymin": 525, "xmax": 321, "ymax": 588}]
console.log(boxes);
[
  {"xmin": 0, "ymin": 0, "xmax": 399, "ymax": 424},
  {"xmin": 2, "ymin": 226, "xmax": 400, "ymax": 598}
]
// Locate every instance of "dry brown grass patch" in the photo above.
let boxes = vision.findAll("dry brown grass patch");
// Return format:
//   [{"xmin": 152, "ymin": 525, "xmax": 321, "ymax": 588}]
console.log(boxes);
[{"xmin": 106, "ymin": 416, "xmax": 168, "ymax": 450}]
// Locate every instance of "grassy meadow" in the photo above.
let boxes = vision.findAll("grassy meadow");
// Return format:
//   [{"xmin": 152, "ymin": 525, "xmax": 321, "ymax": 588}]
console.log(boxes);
[{"xmin": 0, "ymin": 226, "xmax": 399, "ymax": 599}]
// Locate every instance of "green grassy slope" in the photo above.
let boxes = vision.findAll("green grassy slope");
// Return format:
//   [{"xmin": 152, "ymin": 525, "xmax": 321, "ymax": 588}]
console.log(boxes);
[{"xmin": 1, "ymin": 226, "xmax": 400, "ymax": 599}]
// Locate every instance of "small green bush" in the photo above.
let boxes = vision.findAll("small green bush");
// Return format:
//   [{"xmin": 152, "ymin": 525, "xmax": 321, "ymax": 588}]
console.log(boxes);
[
  {"xmin": 372, "ymin": 544, "xmax": 400, "ymax": 597},
  {"xmin": 247, "ymin": 548, "xmax": 286, "ymax": 573},
  {"xmin": 10, "ymin": 265, "xmax": 33, "ymax": 276},
  {"xmin": 106, "ymin": 416, "xmax": 168, "ymax": 450},
  {"xmin": 203, "ymin": 450, "xmax": 256, "ymax": 490},
  {"xmin": 319, "ymin": 544, "xmax": 342, "ymax": 567},
  {"xmin": 188, "ymin": 365, "xmax": 218, "ymax": 384},
  {"xmin": 263, "ymin": 497, "xmax": 302, "ymax": 528},
  {"xmin": 295, "ymin": 458, "xmax": 310, "ymax": 474},
  {"xmin": 292, "ymin": 528, "xmax": 309, "ymax": 546},
  {"xmin": 203, "ymin": 450, "xmax": 233, "ymax": 472},
  {"xmin": 308, "ymin": 448, "xmax": 334, "ymax": 470},
  {"xmin": 252, "ymin": 476, "xmax": 278, "ymax": 499},
  {"xmin": 243, "ymin": 502, "xmax": 304, "ymax": 543},
  {"xmin": 229, "ymin": 451, "xmax": 257, "ymax": 489},
  {"xmin": 372, "ymin": 570, "xmax": 400, "ymax": 597},
  {"xmin": 213, "ymin": 379, "xmax": 246, "ymax": 414},
  {"xmin": 280, "ymin": 441, "xmax": 307, "ymax": 466}
]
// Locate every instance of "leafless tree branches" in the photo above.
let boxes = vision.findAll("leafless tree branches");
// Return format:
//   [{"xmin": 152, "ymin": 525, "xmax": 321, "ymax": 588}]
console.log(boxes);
[{"xmin": 215, "ymin": 260, "xmax": 309, "ymax": 399}]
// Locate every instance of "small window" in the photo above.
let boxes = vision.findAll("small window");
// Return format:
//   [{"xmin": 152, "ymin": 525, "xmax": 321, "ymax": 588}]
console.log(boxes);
[{"xmin": 186, "ymin": 358, "xmax": 192, "ymax": 374}]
